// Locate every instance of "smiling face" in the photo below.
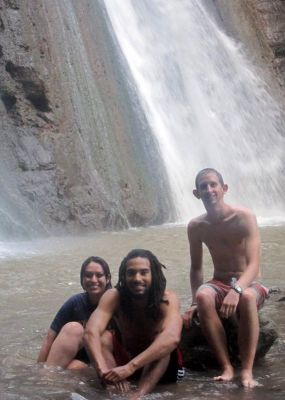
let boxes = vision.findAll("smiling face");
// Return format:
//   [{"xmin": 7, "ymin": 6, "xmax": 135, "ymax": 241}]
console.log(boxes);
[
  {"xmin": 125, "ymin": 257, "xmax": 152, "ymax": 298},
  {"xmin": 193, "ymin": 171, "xmax": 228, "ymax": 208},
  {"xmin": 82, "ymin": 261, "xmax": 110, "ymax": 300}
]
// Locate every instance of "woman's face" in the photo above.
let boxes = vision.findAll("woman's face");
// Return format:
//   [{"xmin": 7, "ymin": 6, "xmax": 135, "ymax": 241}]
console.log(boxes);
[{"xmin": 82, "ymin": 261, "xmax": 109, "ymax": 298}]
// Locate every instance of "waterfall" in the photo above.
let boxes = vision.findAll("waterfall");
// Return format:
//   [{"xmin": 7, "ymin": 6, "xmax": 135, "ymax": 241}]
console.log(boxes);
[{"xmin": 102, "ymin": 0, "xmax": 285, "ymax": 223}]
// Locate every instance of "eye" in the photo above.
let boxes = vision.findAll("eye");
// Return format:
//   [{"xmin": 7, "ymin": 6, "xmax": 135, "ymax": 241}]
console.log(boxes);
[
  {"xmin": 141, "ymin": 269, "xmax": 150, "ymax": 275},
  {"xmin": 199, "ymin": 183, "xmax": 207, "ymax": 190},
  {"xmin": 84, "ymin": 272, "xmax": 105, "ymax": 279}
]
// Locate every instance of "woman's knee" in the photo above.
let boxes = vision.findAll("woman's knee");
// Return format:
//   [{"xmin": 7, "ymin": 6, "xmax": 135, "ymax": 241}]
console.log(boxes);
[{"xmin": 60, "ymin": 322, "xmax": 84, "ymax": 339}]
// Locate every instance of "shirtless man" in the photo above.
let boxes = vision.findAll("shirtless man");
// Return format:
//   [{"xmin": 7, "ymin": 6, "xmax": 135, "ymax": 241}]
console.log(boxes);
[
  {"xmin": 183, "ymin": 168, "xmax": 268, "ymax": 388},
  {"xmin": 84, "ymin": 249, "xmax": 183, "ymax": 399}
]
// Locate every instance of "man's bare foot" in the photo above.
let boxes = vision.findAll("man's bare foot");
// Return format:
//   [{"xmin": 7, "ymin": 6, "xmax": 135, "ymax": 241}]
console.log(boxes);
[
  {"xmin": 240, "ymin": 370, "xmax": 258, "ymax": 388},
  {"xmin": 214, "ymin": 365, "xmax": 234, "ymax": 382},
  {"xmin": 127, "ymin": 391, "xmax": 140, "ymax": 400}
]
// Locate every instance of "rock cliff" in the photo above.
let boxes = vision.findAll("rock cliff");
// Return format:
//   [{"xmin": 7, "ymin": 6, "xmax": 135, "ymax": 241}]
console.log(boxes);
[
  {"xmin": 213, "ymin": 0, "xmax": 285, "ymax": 96},
  {"xmin": 0, "ymin": 0, "xmax": 174, "ymax": 239}
]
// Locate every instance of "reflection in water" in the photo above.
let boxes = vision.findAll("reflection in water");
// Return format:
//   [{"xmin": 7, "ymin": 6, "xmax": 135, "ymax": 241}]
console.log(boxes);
[{"xmin": 0, "ymin": 225, "xmax": 284, "ymax": 399}]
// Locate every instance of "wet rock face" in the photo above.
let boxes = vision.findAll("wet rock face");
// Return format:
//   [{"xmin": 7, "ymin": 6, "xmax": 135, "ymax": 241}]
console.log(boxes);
[
  {"xmin": 5, "ymin": 61, "xmax": 51, "ymax": 112},
  {"xmin": 212, "ymin": 0, "xmax": 285, "ymax": 89},
  {"xmin": 0, "ymin": 0, "xmax": 174, "ymax": 238},
  {"xmin": 243, "ymin": 0, "xmax": 285, "ymax": 86}
]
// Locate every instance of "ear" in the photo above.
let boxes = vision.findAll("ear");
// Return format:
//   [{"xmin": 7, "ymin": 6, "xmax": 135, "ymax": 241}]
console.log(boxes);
[
  {"xmin": 223, "ymin": 184, "xmax": 228, "ymax": 193},
  {"xmin": 193, "ymin": 189, "xmax": 200, "ymax": 199}
]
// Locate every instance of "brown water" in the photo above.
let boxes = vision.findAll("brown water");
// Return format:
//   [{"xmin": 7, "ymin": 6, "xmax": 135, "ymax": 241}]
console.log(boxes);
[{"xmin": 0, "ymin": 224, "xmax": 284, "ymax": 400}]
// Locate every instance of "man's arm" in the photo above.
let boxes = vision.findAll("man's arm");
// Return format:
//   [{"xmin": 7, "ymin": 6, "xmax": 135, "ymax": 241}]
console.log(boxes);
[
  {"xmin": 103, "ymin": 290, "xmax": 182, "ymax": 382},
  {"xmin": 84, "ymin": 289, "xmax": 119, "ymax": 377},
  {"xmin": 183, "ymin": 220, "xmax": 203, "ymax": 327},
  {"xmin": 220, "ymin": 210, "xmax": 261, "ymax": 318},
  {"xmin": 237, "ymin": 211, "xmax": 261, "ymax": 289},
  {"xmin": 37, "ymin": 329, "xmax": 57, "ymax": 362}
]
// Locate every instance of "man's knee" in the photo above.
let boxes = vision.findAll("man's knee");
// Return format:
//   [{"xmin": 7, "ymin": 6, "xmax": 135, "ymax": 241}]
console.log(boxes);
[
  {"xmin": 196, "ymin": 288, "xmax": 216, "ymax": 310},
  {"xmin": 238, "ymin": 289, "xmax": 257, "ymax": 310}
]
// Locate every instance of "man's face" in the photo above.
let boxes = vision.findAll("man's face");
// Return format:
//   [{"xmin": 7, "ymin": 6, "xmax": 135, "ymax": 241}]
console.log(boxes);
[
  {"xmin": 125, "ymin": 257, "xmax": 152, "ymax": 298},
  {"xmin": 194, "ymin": 172, "xmax": 227, "ymax": 207}
]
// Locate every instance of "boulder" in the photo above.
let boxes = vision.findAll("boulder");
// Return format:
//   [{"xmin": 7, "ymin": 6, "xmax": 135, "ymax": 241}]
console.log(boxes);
[{"xmin": 180, "ymin": 305, "xmax": 279, "ymax": 370}]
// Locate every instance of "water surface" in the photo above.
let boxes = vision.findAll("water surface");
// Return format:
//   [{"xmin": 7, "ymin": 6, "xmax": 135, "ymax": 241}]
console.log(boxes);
[{"xmin": 0, "ymin": 224, "xmax": 284, "ymax": 399}]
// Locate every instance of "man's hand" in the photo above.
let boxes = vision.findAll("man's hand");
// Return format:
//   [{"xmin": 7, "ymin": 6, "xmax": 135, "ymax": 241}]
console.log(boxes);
[
  {"xmin": 106, "ymin": 379, "xmax": 130, "ymax": 393},
  {"xmin": 182, "ymin": 305, "xmax": 197, "ymax": 329},
  {"xmin": 219, "ymin": 289, "xmax": 240, "ymax": 319},
  {"xmin": 103, "ymin": 363, "xmax": 135, "ymax": 383},
  {"xmin": 100, "ymin": 367, "xmax": 131, "ymax": 393}
]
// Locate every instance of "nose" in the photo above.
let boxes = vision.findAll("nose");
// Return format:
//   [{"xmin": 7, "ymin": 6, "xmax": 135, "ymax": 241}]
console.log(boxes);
[
  {"xmin": 90, "ymin": 273, "xmax": 98, "ymax": 282},
  {"xmin": 133, "ymin": 272, "xmax": 142, "ymax": 282},
  {"xmin": 205, "ymin": 183, "xmax": 213, "ymax": 192}
]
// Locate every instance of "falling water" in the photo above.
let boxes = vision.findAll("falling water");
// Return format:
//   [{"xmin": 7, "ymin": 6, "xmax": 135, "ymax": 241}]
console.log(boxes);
[{"xmin": 102, "ymin": 0, "xmax": 285, "ymax": 223}]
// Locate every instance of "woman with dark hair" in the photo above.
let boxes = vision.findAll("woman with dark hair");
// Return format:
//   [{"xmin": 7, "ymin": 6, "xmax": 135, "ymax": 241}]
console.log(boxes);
[{"xmin": 37, "ymin": 256, "xmax": 111, "ymax": 370}]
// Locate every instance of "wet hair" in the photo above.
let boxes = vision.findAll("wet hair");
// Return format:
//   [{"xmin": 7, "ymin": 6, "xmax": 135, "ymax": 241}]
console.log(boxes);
[
  {"xmin": 195, "ymin": 168, "xmax": 224, "ymax": 189},
  {"xmin": 116, "ymin": 249, "xmax": 167, "ymax": 320},
  {"xmin": 80, "ymin": 256, "xmax": 112, "ymax": 289}
]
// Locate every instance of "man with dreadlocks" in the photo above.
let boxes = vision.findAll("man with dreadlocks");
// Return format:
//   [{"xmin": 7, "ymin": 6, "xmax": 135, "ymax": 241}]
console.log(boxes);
[{"xmin": 84, "ymin": 249, "xmax": 183, "ymax": 399}]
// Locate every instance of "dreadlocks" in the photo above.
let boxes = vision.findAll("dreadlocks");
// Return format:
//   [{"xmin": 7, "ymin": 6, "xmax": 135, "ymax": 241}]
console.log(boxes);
[{"xmin": 116, "ymin": 249, "xmax": 167, "ymax": 320}]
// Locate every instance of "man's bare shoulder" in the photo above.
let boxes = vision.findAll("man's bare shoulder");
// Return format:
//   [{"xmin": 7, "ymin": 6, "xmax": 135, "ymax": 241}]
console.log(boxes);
[
  {"xmin": 233, "ymin": 205, "xmax": 255, "ymax": 217},
  {"xmin": 99, "ymin": 288, "xmax": 120, "ymax": 308},
  {"xmin": 187, "ymin": 214, "xmax": 208, "ymax": 243},
  {"xmin": 230, "ymin": 205, "xmax": 257, "ymax": 225},
  {"xmin": 161, "ymin": 289, "xmax": 180, "ymax": 317},
  {"xmin": 163, "ymin": 288, "xmax": 179, "ymax": 302},
  {"xmin": 188, "ymin": 214, "xmax": 207, "ymax": 231}
]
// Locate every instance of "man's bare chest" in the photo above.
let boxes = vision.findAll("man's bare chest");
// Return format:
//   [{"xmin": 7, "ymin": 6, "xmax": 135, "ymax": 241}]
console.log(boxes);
[{"xmin": 201, "ymin": 223, "xmax": 245, "ymax": 251}]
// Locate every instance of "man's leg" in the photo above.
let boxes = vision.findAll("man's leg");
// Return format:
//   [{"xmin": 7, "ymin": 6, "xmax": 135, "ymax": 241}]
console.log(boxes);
[
  {"xmin": 46, "ymin": 322, "xmax": 84, "ymax": 368},
  {"xmin": 100, "ymin": 331, "xmax": 130, "ymax": 393},
  {"xmin": 101, "ymin": 331, "xmax": 118, "ymax": 369},
  {"xmin": 237, "ymin": 288, "xmax": 259, "ymax": 388},
  {"xmin": 196, "ymin": 287, "xmax": 234, "ymax": 381},
  {"xmin": 129, "ymin": 354, "xmax": 170, "ymax": 400}
]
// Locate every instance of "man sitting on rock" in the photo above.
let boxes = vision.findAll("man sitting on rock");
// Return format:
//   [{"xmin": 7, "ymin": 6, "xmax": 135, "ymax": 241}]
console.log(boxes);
[{"xmin": 183, "ymin": 168, "xmax": 268, "ymax": 388}]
